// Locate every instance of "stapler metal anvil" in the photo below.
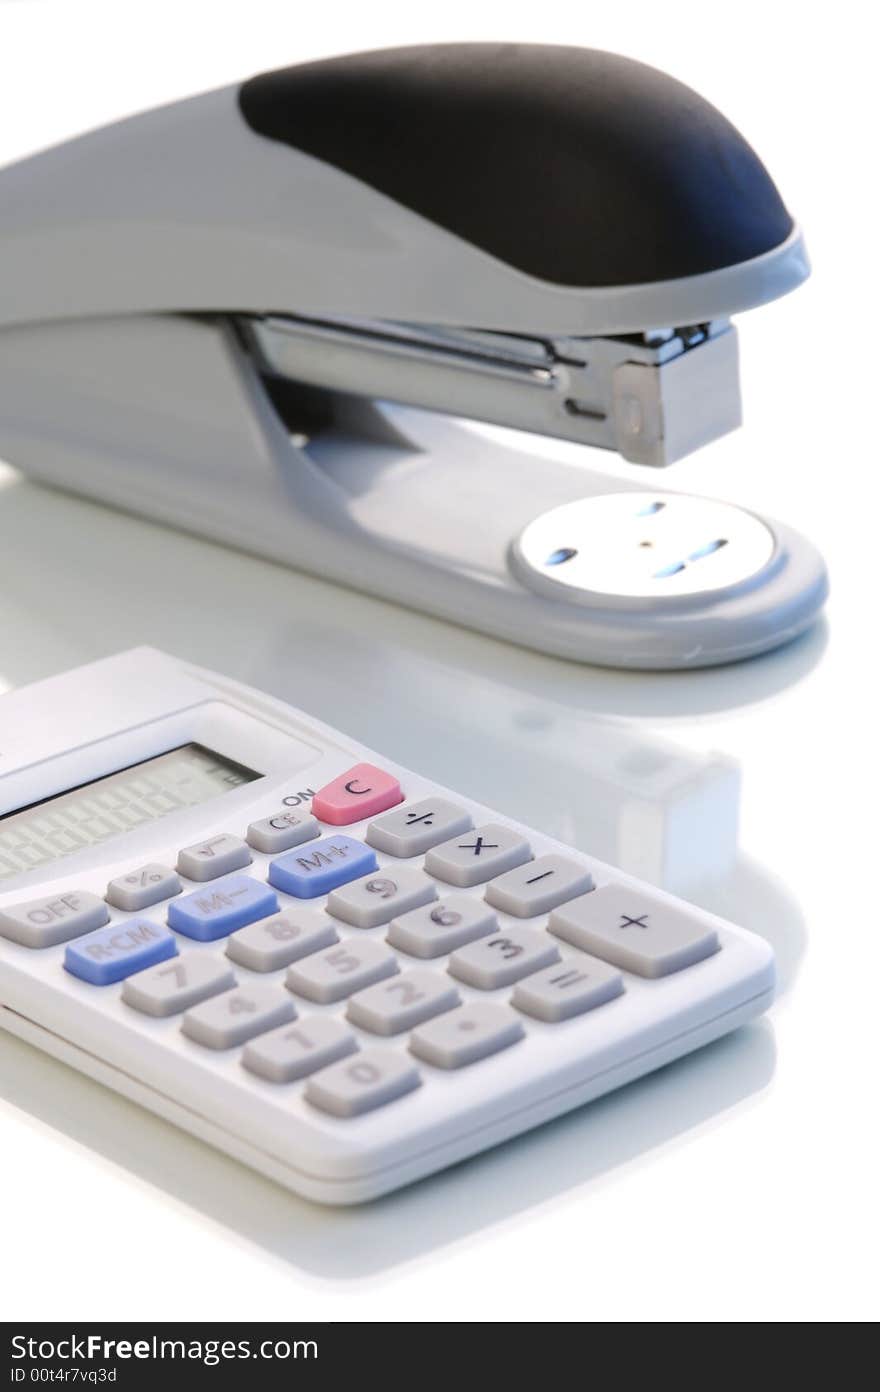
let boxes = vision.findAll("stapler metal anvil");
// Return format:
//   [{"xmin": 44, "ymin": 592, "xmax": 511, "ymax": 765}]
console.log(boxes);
[{"xmin": 0, "ymin": 43, "xmax": 828, "ymax": 668}]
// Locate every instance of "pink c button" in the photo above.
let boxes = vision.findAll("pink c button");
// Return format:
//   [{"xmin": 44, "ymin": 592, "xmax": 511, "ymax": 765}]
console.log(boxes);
[{"xmin": 312, "ymin": 763, "xmax": 403, "ymax": 826}]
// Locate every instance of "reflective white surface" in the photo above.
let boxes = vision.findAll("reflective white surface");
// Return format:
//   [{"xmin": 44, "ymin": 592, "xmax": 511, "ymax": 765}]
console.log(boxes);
[{"xmin": 0, "ymin": 0, "xmax": 877, "ymax": 1323}]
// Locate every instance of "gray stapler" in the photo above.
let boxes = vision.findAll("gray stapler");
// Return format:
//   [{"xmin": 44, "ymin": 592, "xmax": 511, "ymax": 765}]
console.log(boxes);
[{"xmin": 0, "ymin": 43, "xmax": 827, "ymax": 668}]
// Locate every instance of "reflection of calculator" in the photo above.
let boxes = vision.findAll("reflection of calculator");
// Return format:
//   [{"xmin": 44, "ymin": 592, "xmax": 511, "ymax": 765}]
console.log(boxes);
[{"xmin": 0, "ymin": 650, "xmax": 774, "ymax": 1203}]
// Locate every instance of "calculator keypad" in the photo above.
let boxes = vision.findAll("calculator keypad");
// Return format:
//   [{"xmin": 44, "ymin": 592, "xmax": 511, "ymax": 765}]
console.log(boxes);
[{"xmin": 15, "ymin": 761, "xmax": 731, "ymax": 1131}]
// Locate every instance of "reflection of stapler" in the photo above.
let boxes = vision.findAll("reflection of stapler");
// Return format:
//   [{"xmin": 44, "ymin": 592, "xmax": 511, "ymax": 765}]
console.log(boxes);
[{"xmin": 0, "ymin": 43, "xmax": 827, "ymax": 668}]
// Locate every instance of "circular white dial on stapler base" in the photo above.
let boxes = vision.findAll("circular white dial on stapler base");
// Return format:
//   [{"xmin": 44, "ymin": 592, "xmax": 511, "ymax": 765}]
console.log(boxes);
[{"xmin": 512, "ymin": 492, "xmax": 777, "ymax": 602}]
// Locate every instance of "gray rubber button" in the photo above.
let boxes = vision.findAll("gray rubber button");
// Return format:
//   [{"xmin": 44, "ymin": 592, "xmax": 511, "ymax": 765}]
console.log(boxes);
[
  {"xmin": 182, "ymin": 983, "xmax": 295, "ymax": 1048},
  {"xmin": 246, "ymin": 811, "xmax": 320, "ymax": 855},
  {"xmin": 424, "ymin": 823, "xmax": 531, "ymax": 888},
  {"xmin": 226, "ymin": 908, "xmax": 338, "ymax": 972},
  {"xmin": 512, "ymin": 957, "xmax": 624, "ymax": 1022},
  {"xmin": 327, "ymin": 865, "xmax": 436, "ymax": 929},
  {"xmin": 106, "ymin": 864, "xmax": 182, "ymax": 912},
  {"xmin": 0, "ymin": 891, "xmax": 109, "ymax": 948},
  {"xmin": 177, "ymin": 834, "xmax": 251, "ymax": 882},
  {"xmin": 306, "ymin": 1048, "xmax": 421, "ymax": 1117},
  {"xmin": 448, "ymin": 926, "xmax": 560, "ymax": 989},
  {"xmin": 386, "ymin": 896, "xmax": 497, "ymax": 959},
  {"xmin": 243, "ymin": 1016, "xmax": 357, "ymax": 1083},
  {"xmin": 366, "ymin": 798, "xmax": 473, "ymax": 857},
  {"xmin": 346, "ymin": 970, "xmax": 460, "ymax": 1035},
  {"xmin": 485, "ymin": 855, "xmax": 594, "ymax": 918},
  {"xmin": 410, "ymin": 1002, "xmax": 525, "ymax": 1069},
  {"xmin": 550, "ymin": 885, "xmax": 720, "ymax": 978},
  {"xmin": 122, "ymin": 952, "xmax": 236, "ymax": 1017},
  {"xmin": 286, "ymin": 938, "xmax": 398, "ymax": 1004}
]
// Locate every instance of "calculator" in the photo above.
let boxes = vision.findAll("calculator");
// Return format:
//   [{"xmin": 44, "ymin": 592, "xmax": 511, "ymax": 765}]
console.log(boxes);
[{"xmin": 0, "ymin": 649, "xmax": 774, "ymax": 1203}]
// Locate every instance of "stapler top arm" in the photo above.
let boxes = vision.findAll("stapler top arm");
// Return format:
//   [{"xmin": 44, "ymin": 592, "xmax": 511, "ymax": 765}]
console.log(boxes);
[{"xmin": 0, "ymin": 43, "xmax": 807, "ymax": 466}]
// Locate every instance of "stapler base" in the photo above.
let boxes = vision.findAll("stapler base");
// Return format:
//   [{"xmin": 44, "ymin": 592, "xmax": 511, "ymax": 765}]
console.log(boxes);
[{"xmin": 0, "ymin": 313, "xmax": 827, "ymax": 669}]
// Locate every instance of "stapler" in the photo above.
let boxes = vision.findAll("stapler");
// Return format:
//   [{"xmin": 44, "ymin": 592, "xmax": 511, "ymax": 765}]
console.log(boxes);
[{"xmin": 0, "ymin": 43, "xmax": 827, "ymax": 668}]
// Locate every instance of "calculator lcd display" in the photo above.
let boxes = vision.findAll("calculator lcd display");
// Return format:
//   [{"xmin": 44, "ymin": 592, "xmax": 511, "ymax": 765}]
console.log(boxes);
[{"xmin": 0, "ymin": 743, "xmax": 260, "ymax": 881}]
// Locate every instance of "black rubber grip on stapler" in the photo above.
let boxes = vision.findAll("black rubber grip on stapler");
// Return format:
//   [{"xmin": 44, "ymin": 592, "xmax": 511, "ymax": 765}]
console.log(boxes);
[{"xmin": 239, "ymin": 43, "xmax": 794, "ymax": 289}]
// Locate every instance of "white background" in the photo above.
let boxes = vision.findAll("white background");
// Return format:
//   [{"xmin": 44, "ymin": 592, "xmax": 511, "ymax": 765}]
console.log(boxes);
[{"xmin": 0, "ymin": 0, "xmax": 877, "ymax": 1322}]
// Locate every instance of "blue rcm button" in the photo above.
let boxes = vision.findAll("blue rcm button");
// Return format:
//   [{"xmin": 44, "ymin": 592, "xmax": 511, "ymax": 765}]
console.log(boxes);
[
  {"xmin": 64, "ymin": 919, "xmax": 177, "ymax": 985},
  {"xmin": 268, "ymin": 835, "xmax": 377, "ymax": 899},
  {"xmin": 168, "ymin": 875, "xmax": 278, "ymax": 942}
]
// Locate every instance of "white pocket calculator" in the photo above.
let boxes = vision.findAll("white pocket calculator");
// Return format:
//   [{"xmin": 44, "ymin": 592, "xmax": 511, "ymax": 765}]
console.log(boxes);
[{"xmin": 0, "ymin": 649, "xmax": 774, "ymax": 1203}]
